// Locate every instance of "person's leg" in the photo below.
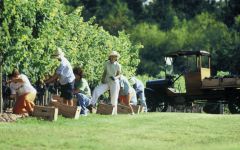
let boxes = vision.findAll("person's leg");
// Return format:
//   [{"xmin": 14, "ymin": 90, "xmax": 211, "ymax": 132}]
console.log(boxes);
[
  {"xmin": 138, "ymin": 91, "xmax": 148, "ymax": 112},
  {"xmin": 13, "ymin": 93, "xmax": 34, "ymax": 115},
  {"xmin": 91, "ymin": 83, "xmax": 109, "ymax": 105},
  {"xmin": 67, "ymin": 100, "xmax": 74, "ymax": 106},
  {"xmin": 109, "ymin": 81, "xmax": 120, "ymax": 115},
  {"xmin": 62, "ymin": 82, "xmax": 74, "ymax": 106},
  {"xmin": 126, "ymin": 93, "xmax": 134, "ymax": 115},
  {"xmin": 130, "ymin": 89, "xmax": 138, "ymax": 106},
  {"xmin": 77, "ymin": 93, "xmax": 90, "ymax": 115},
  {"xmin": 60, "ymin": 84, "xmax": 68, "ymax": 105},
  {"xmin": 25, "ymin": 92, "xmax": 36, "ymax": 115},
  {"xmin": 13, "ymin": 94, "xmax": 26, "ymax": 114}
]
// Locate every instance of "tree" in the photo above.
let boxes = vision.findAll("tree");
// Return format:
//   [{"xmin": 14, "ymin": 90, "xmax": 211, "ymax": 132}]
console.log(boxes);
[
  {"xmin": 129, "ymin": 22, "xmax": 167, "ymax": 75},
  {"xmin": 144, "ymin": 0, "xmax": 177, "ymax": 30},
  {"xmin": 0, "ymin": 0, "xmax": 141, "ymax": 112},
  {"xmin": 222, "ymin": 0, "xmax": 240, "ymax": 26},
  {"xmin": 185, "ymin": 13, "xmax": 232, "ymax": 74}
]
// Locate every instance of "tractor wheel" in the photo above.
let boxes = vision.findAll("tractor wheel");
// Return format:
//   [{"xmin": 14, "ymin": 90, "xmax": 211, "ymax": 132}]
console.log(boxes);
[
  {"xmin": 155, "ymin": 100, "xmax": 168, "ymax": 112},
  {"xmin": 146, "ymin": 97, "xmax": 156, "ymax": 112},
  {"xmin": 228, "ymin": 97, "xmax": 240, "ymax": 114},
  {"xmin": 203, "ymin": 103, "xmax": 221, "ymax": 114},
  {"xmin": 145, "ymin": 96, "xmax": 168, "ymax": 112},
  {"xmin": 146, "ymin": 97, "xmax": 168, "ymax": 112}
]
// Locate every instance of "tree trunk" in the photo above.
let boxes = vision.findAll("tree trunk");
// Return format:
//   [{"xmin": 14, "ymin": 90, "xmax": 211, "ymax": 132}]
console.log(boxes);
[{"xmin": 0, "ymin": 63, "xmax": 2, "ymax": 114}]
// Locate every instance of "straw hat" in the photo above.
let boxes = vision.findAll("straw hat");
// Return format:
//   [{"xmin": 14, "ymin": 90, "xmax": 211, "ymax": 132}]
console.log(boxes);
[
  {"xmin": 109, "ymin": 51, "xmax": 120, "ymax": 58},
  {"xmin": 129, "ymin": 77, "xmax": 136, "ymax": 85},
  {"xmin": 52, "ymin": 47, "xmax": 65, "ymax": 58}
]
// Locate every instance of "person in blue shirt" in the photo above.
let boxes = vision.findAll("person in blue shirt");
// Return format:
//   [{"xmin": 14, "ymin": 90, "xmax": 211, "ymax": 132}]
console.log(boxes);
[
  {"xmin": 45, "ymin": 47, "xmax": 75, "ymax": 106},
  {"xmin": 130, "ymin": 77, "xmax": 148, "ymax": 112},
  {"xmin": 118, "ymin": 75, "xmax": 137, "ymax": 115}
]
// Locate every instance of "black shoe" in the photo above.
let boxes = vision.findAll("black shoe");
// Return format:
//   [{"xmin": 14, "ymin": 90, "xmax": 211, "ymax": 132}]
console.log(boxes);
[{"xmin": 87, "ymin": 104, "xmax": 93, "ymax": 113}]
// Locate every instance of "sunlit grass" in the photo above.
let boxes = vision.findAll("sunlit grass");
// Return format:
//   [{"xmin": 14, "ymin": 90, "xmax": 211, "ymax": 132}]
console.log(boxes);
[{"xmin": 0, "ymin": 113, "xmax": 240, "ymax": 150}]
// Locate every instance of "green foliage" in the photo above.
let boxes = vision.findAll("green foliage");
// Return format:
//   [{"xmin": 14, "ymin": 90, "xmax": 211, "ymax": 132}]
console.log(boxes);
[
  {"xmin": 216, "ymin": 71, "xmax": 230, "ymax": 77},
  {"xmin": 61, "ymin": 0, "xmax": 240, "ymax": 77},
  {"xmin": 129, "ymin": 12, "xmax": 236, "ymax": 76},
  {"xmin": 173, "ymin": 75, "xmax": 186, "ymax": 93},
  {"xmin": 0, "ymin": 0, "xmax": 141, "ymax": 85},
  {"xmin": 186, "ymin": 13, "xmax": 234, "ymax": 75},
  {"xmin": 134, "ymin": 74, "xmax": 156, "ymax": 87},
  {"xmin": 99, "ymin": 0, "xmax": 134, "ymax": 35},
  {"xmin": 129, "ymin": 22, "xmax": 166, "ymax": 75}
]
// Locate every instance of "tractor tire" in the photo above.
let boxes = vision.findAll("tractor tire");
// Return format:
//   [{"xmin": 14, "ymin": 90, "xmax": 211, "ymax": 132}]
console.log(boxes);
[
  {"xmin": 228, "ymin": 97, "xmax": 240, "ymax": 114},
  {"xmin": 203, "ymin": 103, "xmax": 221, "ymax": 114}
]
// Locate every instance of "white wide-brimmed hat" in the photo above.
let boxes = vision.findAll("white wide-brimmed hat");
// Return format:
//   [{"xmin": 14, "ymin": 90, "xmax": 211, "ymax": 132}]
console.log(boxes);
[
  {"xmin": 129, "ymin": 77, "xmax": 137, "ymax": 85},
  {"xmin": 109, "ymin": 51, "xmax": 120, "ymax": 58},
  {"xmin": 52, "ymin": 47, "xmax": 65, "ymax": 58}
]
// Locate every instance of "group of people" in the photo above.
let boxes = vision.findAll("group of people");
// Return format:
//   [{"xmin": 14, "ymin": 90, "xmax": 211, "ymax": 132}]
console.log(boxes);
[{"xmin": 7, "ymin": 47, "xmax": 147, "ymax": 116}]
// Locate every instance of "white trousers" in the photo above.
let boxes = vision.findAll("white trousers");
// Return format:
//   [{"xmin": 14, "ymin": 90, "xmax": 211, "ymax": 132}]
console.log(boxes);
[{"xmin": 92, "ymin": 80, "xmax": 120, "ymax": 106}]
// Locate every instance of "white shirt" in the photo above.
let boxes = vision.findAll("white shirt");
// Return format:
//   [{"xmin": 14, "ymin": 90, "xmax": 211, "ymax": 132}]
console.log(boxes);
[
  {"xmin": 56, "ymin": 56, "xmax": 75, "ymax": 85},
  {"xmin": 104, "ymin": 60, "xmax": 121, "ymax": 83},
  {"xmin": 10, "ymin": 74, "xmax": 36, "ymax": 96}
]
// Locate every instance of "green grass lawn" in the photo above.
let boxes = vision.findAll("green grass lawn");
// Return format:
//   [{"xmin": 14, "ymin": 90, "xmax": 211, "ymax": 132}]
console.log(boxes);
[{"xmin": 0, "ymin": 113, "xmax": 240, "ymax": 150}]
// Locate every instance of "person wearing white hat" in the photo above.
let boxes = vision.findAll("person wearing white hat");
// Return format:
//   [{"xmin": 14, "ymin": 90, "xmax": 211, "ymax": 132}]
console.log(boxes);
[
  {"xmin": 130, "ymin": 76, "xmax": 148, "ymax": 112},
  {"xmin": 45, "ymin": 47, "xmax": 75, "ymax": 106},
  {"xmin": 91, "ymin": 51, "xmax": 121, "ymax": 115}
]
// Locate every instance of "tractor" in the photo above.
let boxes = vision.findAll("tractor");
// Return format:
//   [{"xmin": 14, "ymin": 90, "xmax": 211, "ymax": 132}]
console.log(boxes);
[{"xmin": 145, "ymin": 50, "xmax": 240, "ymax": 114}]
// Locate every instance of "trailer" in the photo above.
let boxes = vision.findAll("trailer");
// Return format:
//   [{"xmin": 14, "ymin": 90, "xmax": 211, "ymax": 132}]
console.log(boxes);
[{"xmin": 145, "ymin": 50, "xmax": 240, "ymax": 114}]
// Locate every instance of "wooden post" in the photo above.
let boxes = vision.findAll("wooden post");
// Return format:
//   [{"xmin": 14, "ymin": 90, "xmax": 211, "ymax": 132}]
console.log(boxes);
[{"xmin": 0, "ymin": 55, "xmax": 3, "ymax": 114}]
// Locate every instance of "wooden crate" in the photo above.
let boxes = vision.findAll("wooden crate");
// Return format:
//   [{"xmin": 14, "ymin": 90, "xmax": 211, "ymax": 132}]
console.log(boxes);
[
  {"xmin": 118, "ymin": 104, "xmax": 141, "ymax": 114},
  {"xmin": 117, "ymin": 104, "xmax": 132, "ymax": 114},
  {"xmin": 96, "ymin": 103, "xmax": 112, "ymax": 115},
  {"xmin": 221, "ymin": 78, "xmax": 237, "ymax": 86},
  {"xmin": 49, "ymin": 100, "xmax": 58, "ymax": 107},
  {"xmin": 202, "ymin": 78, "xmax": 220, "ymax": 87},
  {"xmin": 53, "ymin": 101, "xmax": 81, "ymax": 119},
  {"xmin": 51, "ymin": 95, "xmax": 77, "ymax": 106},
  {"xmin": 52, "ymin": 95, "xmax": 63, "ymax": 102},
  {"xmin": 96, "ymin": 103, "xmax": 140, "ymax": 115},
  {"xmin": 32, "ymin": 105, "xmax": 58, "ymax": 121},
  {"xmin": 132, "ymin": 105, "xmax": 141, "ymax": 114}
]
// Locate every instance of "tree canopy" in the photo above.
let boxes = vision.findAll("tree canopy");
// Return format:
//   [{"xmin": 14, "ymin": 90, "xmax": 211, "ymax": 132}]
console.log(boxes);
[{"xmin": 0, "ymin": 0, "xmax": 141, "ymax": 85}]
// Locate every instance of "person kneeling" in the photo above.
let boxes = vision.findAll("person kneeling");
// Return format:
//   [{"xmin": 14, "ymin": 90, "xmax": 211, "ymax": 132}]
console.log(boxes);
[
  {"xmin": 118, "ymin": 75, "xmax": 137, "ymax": 115},
  {"xmin": 73, "ymin": 67, "xmax": 92, "ymax": 116},
  {"xmin": 9, "ymin": 69, "xmax": 36, "ymax": 116}
]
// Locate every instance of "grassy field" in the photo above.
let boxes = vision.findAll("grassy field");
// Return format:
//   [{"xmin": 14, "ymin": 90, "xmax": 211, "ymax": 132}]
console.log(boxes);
[{"xmin": 0, "ymin": 113, "xmax": 240, "ymax": 150}]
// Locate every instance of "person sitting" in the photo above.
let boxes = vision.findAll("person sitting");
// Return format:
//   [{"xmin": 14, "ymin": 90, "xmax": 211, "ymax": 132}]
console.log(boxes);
[
  {"xmin": 130, "ymin": 76, "xmax": 148, "ymax": 112},
  {"xmin": 91, "ymin": 51, "xmax": 121, "ymax": 115},
  {"xmin": 73, "ymin": 66, "xmax": 91, "ymax": 116},
  {"xmin": 118, "ymin": 75, "xmax": 137, "ymax": 115},
  {"xmin": 9, "ymin": 68, "xmax": 36, "ymax": 115}
]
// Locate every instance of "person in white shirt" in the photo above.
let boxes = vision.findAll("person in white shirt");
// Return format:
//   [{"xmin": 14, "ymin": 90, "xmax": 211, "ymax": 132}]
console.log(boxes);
[
  {"xmin": 45, "ymin": 47, "xmax": 75, "ymax": 106},
  {"xmin": 9, "ymin": 69, "xmax": 36, "ymax": 115},
  {"xmin": 91, "ymin": 51, "xmax": 121, "ymax": 115}
]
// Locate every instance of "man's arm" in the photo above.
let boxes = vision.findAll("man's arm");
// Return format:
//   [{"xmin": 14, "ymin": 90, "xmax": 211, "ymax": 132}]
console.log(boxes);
[{"xmin": 44, "ymin": 73, "xmax": 59, "ymax": 84}]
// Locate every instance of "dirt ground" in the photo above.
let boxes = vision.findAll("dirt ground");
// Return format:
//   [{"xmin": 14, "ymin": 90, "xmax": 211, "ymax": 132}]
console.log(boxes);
[{"xmin": 0, "ymin": 113, "xmax": 25, "ymax": 122}]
